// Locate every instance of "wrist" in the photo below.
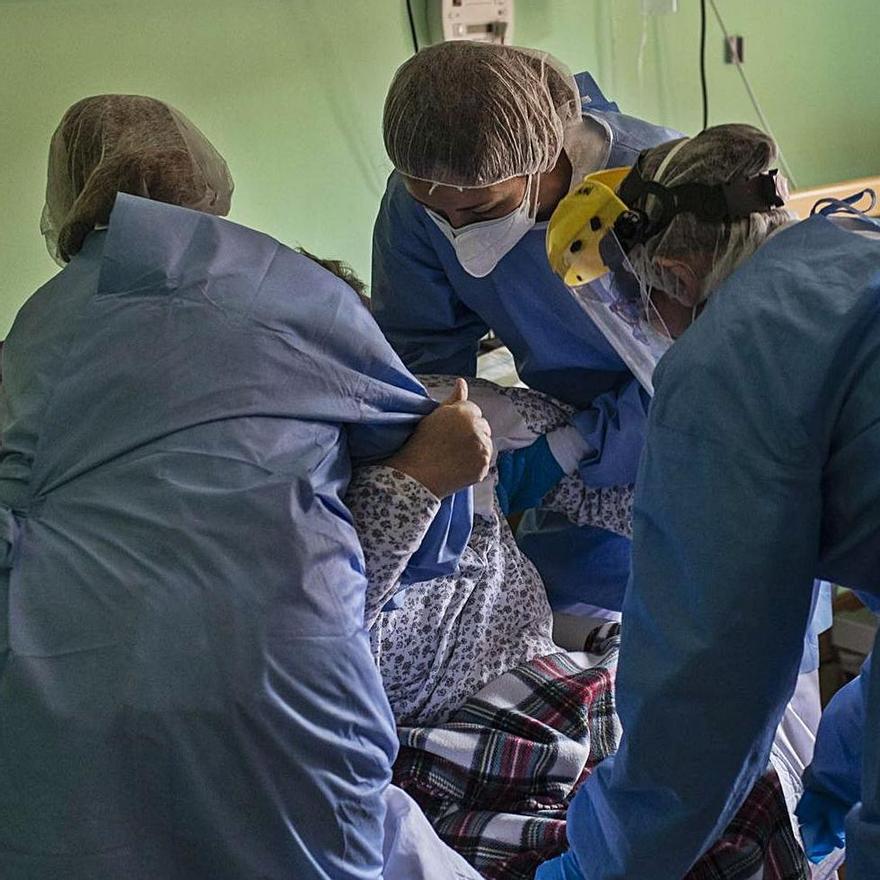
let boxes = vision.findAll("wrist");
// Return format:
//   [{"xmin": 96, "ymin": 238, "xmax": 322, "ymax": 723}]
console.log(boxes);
[
  {"xmin": 546, "ymin": 425, "xmax": 592, "ymax": 475},
  {"xmin": 382, "ymin": 453, "xmax": 445, "ymax": 499}
]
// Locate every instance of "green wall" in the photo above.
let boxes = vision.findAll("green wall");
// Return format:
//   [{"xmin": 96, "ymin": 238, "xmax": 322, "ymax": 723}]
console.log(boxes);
[
  {"xmin": 2, "ymin": 1, "xmax": 880, "ymax": 335},
  {"xmin": 586, "ymin": 0, "xmax": 880, "ymax": 191}
]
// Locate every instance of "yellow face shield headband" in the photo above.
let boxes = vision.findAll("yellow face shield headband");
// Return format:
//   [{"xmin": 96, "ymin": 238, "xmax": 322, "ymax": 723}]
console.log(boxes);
[
  {"xmin": 546, "ymin": 166, "xmax": 631, "ymax": 287},
  {"xmin": 547, "ymin": 159, "xmax": 789, "ymax": 289}
]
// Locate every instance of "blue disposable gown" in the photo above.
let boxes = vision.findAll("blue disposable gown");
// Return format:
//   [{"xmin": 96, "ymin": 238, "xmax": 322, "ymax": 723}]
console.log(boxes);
[
  {"xmin": 372, "ymin": 73, "xmax": 680, "ymax": 611},
  {"xmin": 802, "ymin": 653, "xmax": 871, "ymax": 813},
  {"xmin": 547, "ymin": 213, "xmax": 880, "ymax": 879},
  {"xmin": 0, "ymin": 194, "xmax": 471, "ymax": 880}
]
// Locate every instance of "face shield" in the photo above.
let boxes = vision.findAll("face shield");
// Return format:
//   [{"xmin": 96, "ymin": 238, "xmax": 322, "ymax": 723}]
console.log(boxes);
[{"xmin": 546, "ymin": 154, "xmax": 788, "ymax": 394}]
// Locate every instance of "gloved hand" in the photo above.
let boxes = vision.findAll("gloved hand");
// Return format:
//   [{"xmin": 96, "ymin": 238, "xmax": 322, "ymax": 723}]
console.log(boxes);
[
  {"xmin": 535, "ymin": 850, "xmax": 584, "ymax": 880},
  {"xmin": 496, "ymin": 434, "xmax": 564, "ymax": 516},
  {"xmin": 795, "ymin": 788, "xmax": 848, "ymax": 863}
]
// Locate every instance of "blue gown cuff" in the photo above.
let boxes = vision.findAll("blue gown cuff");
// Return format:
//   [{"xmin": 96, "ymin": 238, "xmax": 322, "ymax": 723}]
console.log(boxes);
[
  {"xmin": 535, "ymin": 850, "xmax": 585, "ymax": 880},
  {"xmin": 570, "ymin": 382, "xmax": 649, "ymax": 487}
]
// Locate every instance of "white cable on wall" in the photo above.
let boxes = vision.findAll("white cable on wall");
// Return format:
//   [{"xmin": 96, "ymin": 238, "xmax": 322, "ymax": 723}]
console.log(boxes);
[
  {"xmin": 637, "ymin": 11, "xmax": 650, "ymax": 88},
  {"xmin": 708, "ymin": 0, "xmax": 798, "ymax": 187}
]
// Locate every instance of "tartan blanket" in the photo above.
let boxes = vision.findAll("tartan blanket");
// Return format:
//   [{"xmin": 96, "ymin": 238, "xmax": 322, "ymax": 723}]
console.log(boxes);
[{"xmin": 393, "ymin": 624, "xmax": 809, "ymax": 880}]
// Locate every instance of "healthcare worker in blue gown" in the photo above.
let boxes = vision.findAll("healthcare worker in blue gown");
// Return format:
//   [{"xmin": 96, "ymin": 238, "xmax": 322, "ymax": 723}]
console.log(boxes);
[
  {"xmin": 372, "ymin": 41, "xmax": 681, "ymax": 615},
  {"xmin": 798, "ymin": 652, "xmax": 873, "ymax": 864},
  {"xmin": 796, "ymin": 591, "xmax": 880, "ymax": 865},
  {"xmin": 536, "ymin": 124, "xmax": 880, "ymax": 880},
  {"xmin": 0, "ymin": 95, "xmax": 487, "ymax": 880}
]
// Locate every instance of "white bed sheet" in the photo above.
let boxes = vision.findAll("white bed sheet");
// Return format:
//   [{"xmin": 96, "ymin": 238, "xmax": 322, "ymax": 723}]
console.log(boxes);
[{"xmin": 383, "ymin": 785, "xmax": 483, "ymax": 880}]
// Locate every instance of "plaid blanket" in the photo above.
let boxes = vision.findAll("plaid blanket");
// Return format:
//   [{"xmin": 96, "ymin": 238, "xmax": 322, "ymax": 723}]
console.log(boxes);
[
  {"xmin": 686, "ymin": 772, "xmax": 810, "ymax": 880},
  {"xmin": 393, "ymin": 624, "xmax": 809, "ymax": 880}
]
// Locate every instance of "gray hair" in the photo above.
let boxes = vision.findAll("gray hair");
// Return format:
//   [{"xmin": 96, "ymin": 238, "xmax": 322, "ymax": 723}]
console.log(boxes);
[{"xmin": 627, "ymin": 124, "xmax": 796, "ymax": 305}]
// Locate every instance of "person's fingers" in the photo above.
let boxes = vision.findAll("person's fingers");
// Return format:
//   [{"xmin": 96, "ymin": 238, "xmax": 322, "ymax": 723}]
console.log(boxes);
[
  {"xmin": 474, "ymin": 426, "xmax": 492, "ymax": 447},
  {"xmin": 442, "ymin": 378, "xmax": 468, "ymax": 405},
  {"xmin": 463, "ymin": 401, "xmax": 485, "ymax": 419}
]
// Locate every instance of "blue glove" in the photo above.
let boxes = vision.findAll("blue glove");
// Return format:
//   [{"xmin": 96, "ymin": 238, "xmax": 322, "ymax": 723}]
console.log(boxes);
[
  {"xmin": 796, "ymin": 788, "xmax": 848, "ymax": 863},
  {"xmin": 535, "ymin": 850, "xmax": 584, "ymax": 880},
  {"xmin": 496, "ymin": 434, "xmax": 564, "ymax": 516}
]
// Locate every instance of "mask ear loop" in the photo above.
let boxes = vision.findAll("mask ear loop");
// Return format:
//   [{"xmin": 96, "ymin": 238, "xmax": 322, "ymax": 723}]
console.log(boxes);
[{"xmin": 527, "ymin": 173, "xmax": 542, "ymax": 219}]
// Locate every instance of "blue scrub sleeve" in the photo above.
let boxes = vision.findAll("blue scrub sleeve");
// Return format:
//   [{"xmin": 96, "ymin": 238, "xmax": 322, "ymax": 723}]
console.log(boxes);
[
  {"xmin": 856, "ymin": 590, "xmax": 880, "ymax": 614},
  {"xmin": 797, "ymin": 656, "xmax": 870, "ymax": 861},
  {"xmin": 564, "ymin": 415, "xmax": 820, "ymax": 879},
  {"xmin": 535, "ymin": 850, "xmax": 585, "ymax": 880},
  {"xmin": 371, "ymin": 177, "xmax": 490, "ymax": 377},
  {"xmin": 802, "ymin": 654, "xmax": 871, "ymax": 808},
  {"xmin": 570, "ymin": 378, "xmax": 649, "ymax": 488},
  {"xmin": 496, "ymin": 435, "xmax": 565, "ymax": 516},
  {"xmin": 307, "ymin": 267, "xmax": 474, "ymax": 588}
]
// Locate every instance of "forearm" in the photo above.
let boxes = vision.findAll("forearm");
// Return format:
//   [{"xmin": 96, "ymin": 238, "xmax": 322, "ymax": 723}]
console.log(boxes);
[
  {"xmin": 570, "ymin": 379, "xmax": 649, "ymax": 487},
  {"xmin": 346, "ymin": 465, "xmax": 440, "ymax": 629},
  {"xmin": 541, "ymin": 422, "xmax": 633, "ymax": 535},
  {"xmin": 542, "ymin": 476, "xmax": 634, "ymax": 538},
  {"xmin": 804, "ymin": 653, "xmax": 871, "ymax": 805}
]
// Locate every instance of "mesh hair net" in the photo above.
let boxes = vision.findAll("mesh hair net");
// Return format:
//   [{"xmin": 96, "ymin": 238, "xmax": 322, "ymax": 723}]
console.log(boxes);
[
  {"xmin": 626, "ymin": 123, "xmax": 796, "ymax": 306},
  {"xmin": 42, "ymin": 94, "xmax": 233, "ymax": 263},
  {"xmin": 383, "ymin": 42, "xmax": 581, "ymax": 188}
]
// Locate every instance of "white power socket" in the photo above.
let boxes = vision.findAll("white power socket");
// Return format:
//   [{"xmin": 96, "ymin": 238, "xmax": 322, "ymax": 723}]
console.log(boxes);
[{"xmin": 430, "ymin": 0, "xmax": 514, "ymax": 45}]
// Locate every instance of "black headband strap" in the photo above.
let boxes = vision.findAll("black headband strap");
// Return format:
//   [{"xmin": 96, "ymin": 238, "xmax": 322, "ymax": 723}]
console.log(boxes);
[
  {"xmin": 618, "ymin": 166, "xmax": 785, "ymax": 225},
  {"xmin": 669, "ymin": 171, "xmax": 786, "ymax": 221},
  {"xmin": 615, "ymin": 165, "xmax": 787, "ymax": 250}
]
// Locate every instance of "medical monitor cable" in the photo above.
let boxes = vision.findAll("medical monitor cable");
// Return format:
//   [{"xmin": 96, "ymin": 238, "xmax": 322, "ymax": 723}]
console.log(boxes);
[
  {"xmin": 699, "ymin": 0, "xmax": 709, "ymax": 130},
  {"xmin": 406, "ymin": 0, "xmax": 419, "ymax": 53},
  {"xmin": 707, "ymin": 0, "xmax": 798, "ymax": 187}
]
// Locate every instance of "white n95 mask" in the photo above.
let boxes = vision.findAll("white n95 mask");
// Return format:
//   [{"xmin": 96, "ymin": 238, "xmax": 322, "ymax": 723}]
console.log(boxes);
[{"xmin": 426, "ymin": 176, "xmax": 539, "ymax": 278}]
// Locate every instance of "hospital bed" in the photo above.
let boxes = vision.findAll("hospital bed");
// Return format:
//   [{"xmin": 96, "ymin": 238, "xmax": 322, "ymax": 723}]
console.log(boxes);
[{"xmin": 787, "ymin": 176, "xmax": 880, "ymax": 219}]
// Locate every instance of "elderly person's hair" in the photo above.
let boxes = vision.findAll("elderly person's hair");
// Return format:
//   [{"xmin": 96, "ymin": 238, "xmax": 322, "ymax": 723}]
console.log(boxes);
[
  {"xmin": 42, "ymin": 95, "xmax": 233, "ymax": 263},
  {"xmin": 297, "ymin": 250, "xmax": 371, "ymax": 310},
  {"xmin": 628, "ymin": 124, "xmax": 795, "ymax": 305},
  {"xmin": 383, "ymin": 42, "xmax": 581, "ymax": 188}
]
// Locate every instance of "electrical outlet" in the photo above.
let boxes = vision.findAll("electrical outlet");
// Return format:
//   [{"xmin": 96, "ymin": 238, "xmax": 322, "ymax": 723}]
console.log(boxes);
[{"xmin": 724, "ymin": 35, "xmax": 744, "ymax": 64}]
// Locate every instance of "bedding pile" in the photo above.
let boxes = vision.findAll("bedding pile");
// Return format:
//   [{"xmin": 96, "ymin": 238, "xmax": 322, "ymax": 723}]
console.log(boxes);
[{"xmin": 393, "ymin": 624, "xmax": 809, "ymax": 880}]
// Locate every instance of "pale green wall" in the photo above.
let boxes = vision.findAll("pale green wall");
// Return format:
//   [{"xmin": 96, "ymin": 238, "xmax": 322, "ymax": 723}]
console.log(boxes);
[
  {"xmin": 585, "ymin": 0, "xmax": 880, "ymax": 191},
  {"xmin": 2, "ymin": 1, "xmax": 879, "ymax": 335}
]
